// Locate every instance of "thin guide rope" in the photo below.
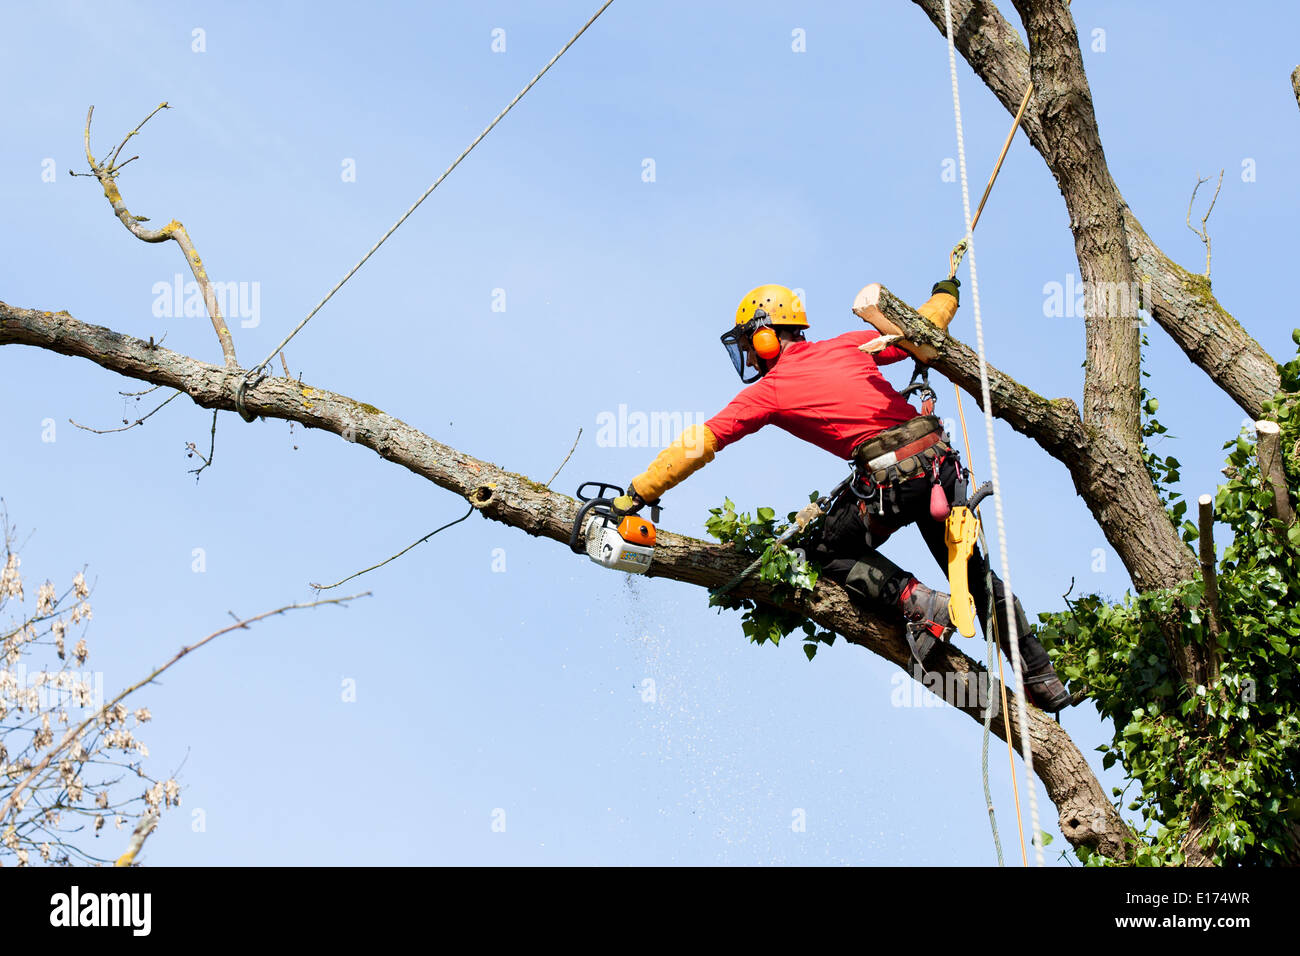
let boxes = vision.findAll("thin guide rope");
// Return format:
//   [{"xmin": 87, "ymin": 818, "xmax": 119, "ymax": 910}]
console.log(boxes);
[{"xmin": 245, "ymin": 0, "xmax": 617, "ymax": 380}]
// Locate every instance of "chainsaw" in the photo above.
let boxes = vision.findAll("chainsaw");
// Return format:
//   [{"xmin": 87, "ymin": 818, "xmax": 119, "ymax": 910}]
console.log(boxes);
[{"xmin": 569, "ymin": 481, "xmax": 659, "ymax": 574}]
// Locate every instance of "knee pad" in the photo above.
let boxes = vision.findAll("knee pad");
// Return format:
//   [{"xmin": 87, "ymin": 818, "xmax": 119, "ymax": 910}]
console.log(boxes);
[{"xmin": 845, "ymin": 554, "xmax": 909, "ymax": 606}]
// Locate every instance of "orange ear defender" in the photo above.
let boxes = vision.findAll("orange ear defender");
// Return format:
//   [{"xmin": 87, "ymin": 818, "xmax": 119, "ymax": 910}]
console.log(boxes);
[{"xmin": 751, "ymin": 324, "xmax": 780, "ymax": 359}]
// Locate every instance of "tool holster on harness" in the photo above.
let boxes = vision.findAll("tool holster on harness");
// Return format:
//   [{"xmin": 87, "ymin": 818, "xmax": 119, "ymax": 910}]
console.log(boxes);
[{"xmin": 849, "ymin": 415, "xmax": 953, "ymax": 522}]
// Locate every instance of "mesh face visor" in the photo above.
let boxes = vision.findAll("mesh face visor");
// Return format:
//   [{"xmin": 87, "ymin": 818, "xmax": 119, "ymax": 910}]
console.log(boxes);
[
  {"xmin": 720, "ymin": 326, "xmax": 763, "ymax": 383},
  {"xmin": 721, "ymin": 314, "xmax": 772, "ymax": 383}
]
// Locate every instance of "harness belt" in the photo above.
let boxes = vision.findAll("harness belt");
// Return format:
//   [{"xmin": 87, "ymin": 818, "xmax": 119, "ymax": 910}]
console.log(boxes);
[
  {"xmin": 851, "ymin": 416, "xmax": 950, "ymax": 487},
  {"xmin": 864, "ymin": 431, "xmax": 943, "ymax": 473}
]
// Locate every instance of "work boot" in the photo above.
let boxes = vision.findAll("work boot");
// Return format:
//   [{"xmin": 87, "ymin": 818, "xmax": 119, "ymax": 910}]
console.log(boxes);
[
  {"xmin": 974, "ymin": 571, "xmax": 1074, "ymax": 714},
  {"xmin": 899, "ymin": 577, "xmax": 954, "ymax": 640},
  {"xmin": 1003, "ymin": 629, "xmax": 1071, "ymax": 713}
]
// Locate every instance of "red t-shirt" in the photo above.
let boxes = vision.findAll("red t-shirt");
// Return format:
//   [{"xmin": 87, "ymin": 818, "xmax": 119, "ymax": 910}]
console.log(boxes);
[{"xmin": 705, "ymin": 330, "xmax": 919, "ymax": 459}]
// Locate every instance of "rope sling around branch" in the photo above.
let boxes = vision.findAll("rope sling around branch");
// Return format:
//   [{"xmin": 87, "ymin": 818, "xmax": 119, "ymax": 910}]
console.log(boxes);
[
  {"xmin": 234, "ymin": 0, "xmax": 617, "ymax": 422},
  {"xmin": 942, "ymin": 0, "xmax": 1045, "ymax": 866}
]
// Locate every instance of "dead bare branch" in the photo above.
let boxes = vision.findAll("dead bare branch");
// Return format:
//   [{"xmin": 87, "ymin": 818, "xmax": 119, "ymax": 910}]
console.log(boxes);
[
  {"xmin": 1185, "ymin": 170, "xmax": 1224, "ymax": 280},
  {"xmin": 81, "ymin": 104, "xmax": 239, "ymax": 369},
  {"xmin": 310, "ymin": 505, "xmax": 475, "ymax": 591},
  {"xmin": 186, "ymin": 410, "xmax": 218, "ymax": 478},
  {"xmin": 70, "ymin": 388, "xmax": 182, "ymax": 434},
  {"xmin": 546, "ymin": 427, "xmax": 583, "ymax": 488}
]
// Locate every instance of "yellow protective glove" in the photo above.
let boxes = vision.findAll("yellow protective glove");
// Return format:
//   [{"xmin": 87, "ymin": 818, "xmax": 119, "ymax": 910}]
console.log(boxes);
[
  {"xmin": 916, "ymin": 278, "xmax": 960, "ymax": 332},
  {"xmin": 630, "ymin": 424, "xmax": 718, "ymax": 501}
]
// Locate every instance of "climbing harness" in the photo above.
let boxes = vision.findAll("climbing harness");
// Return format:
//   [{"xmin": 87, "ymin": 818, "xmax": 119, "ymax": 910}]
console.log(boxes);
[{"xmin": 899, "ymin": 362, "xmax": 938, "ymax": 416}]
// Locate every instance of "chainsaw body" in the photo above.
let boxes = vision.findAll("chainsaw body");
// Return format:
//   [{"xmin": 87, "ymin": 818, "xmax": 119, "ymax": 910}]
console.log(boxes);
[{"xmin": 569, "ymin": 481, "xmax": 657, "ymax": 574}]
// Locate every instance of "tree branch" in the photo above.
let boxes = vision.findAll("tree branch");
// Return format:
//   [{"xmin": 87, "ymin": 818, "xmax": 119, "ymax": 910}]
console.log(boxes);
[
  {"xmin": 0, "ymin": 587, "xmax": 368, "ymax": 830},
  {"xmin": 0, "ymin": 298, "xmax": 1132, "ymax": 859}
]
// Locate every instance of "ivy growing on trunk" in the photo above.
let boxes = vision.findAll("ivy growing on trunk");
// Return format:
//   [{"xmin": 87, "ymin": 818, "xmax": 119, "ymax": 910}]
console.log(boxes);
[{"xmin": 1038, "ymin": 332, "xmax": 1300, "ymax": 865}]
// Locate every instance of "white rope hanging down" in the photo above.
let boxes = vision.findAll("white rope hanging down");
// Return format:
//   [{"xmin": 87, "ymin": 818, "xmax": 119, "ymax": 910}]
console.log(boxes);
[
  {"xmin": 942, "ymin": 0, "xmax": 1044, "ymax": 867},
  {"xmin": 244, "ymin": 0, "xmax": 617, "ymax": 381}
]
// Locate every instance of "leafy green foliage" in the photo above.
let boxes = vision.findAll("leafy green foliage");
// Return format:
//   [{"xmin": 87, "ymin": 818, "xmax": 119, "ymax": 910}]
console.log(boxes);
[
  {"xmin": 1040, "ymin": 335, "xmax": 1300, "ymax": 865},
  {"xmin": 705, "ymin": 495, "xmax": 836, "ymax": 659}
]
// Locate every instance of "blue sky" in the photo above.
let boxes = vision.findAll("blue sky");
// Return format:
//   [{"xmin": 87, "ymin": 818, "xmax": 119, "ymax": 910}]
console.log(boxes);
[{"xmin": 2, "ymin": 0, "xmax": 1297, "ymax": 865}]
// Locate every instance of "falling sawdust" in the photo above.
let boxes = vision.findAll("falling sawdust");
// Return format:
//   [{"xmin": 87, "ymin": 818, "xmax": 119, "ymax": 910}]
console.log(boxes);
[
  {"xmin": 612, "ymin": 574, "xmax": 788, "ymax": 863},
  {"xmin": 607, "ymin": 573, "xmax": 877, "ymax": 864}
]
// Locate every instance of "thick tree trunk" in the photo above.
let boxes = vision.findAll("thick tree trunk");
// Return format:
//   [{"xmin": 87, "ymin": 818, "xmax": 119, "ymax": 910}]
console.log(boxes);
[{"xmin": 1011, "ymin": 0, "xmax": 1142, "ymax": 452}]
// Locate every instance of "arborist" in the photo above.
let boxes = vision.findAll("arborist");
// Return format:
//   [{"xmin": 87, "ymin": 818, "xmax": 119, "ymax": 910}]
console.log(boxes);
[{"xmin": 614, "ymin": 283, "xmax": 1071, "ymax": 713}]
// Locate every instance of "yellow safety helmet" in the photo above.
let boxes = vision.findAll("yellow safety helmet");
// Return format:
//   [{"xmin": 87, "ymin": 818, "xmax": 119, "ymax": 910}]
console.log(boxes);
[
  {"xmin": 721, "ymin": 284, "xmax": 808, "ymax": 382},
  {"xmin": 734, "ymin": 284, "xmax": 808, "ymax": 329}
]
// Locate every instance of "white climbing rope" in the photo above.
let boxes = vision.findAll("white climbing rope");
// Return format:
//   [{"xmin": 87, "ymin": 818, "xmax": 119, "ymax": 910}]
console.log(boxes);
[{"xmin": 942, "ymin": 0, "xmax": 1045, "ymax": 867}]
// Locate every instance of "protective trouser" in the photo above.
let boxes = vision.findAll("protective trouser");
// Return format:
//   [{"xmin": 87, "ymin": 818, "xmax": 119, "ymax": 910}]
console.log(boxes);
[{"xmin": 811, "ymin": 454, "xmax": 1046, "ymax": 668}]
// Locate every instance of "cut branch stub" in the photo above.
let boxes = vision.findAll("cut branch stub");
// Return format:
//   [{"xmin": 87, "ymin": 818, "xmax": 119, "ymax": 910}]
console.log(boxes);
[
  {"xmin": 1197, "ymin": 493, "xmax": 1223, "ymax": 692},
  {"xmin": 1197, "ymin": 493, "xmax": 1222, "ymax": 646},
  {"xmin": 852, "ymin": 282, "xmax": 938, "ymax": 363},
  {"xmin": 1255, "ymin": 420, "xmax": 1296, "ymax": 525}
]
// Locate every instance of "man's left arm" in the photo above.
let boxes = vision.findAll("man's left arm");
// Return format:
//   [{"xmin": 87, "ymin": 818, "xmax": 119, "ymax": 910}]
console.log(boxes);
[{"xmin": 620, "ymin": 383, "xmax": 775, "ymax": 510}]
